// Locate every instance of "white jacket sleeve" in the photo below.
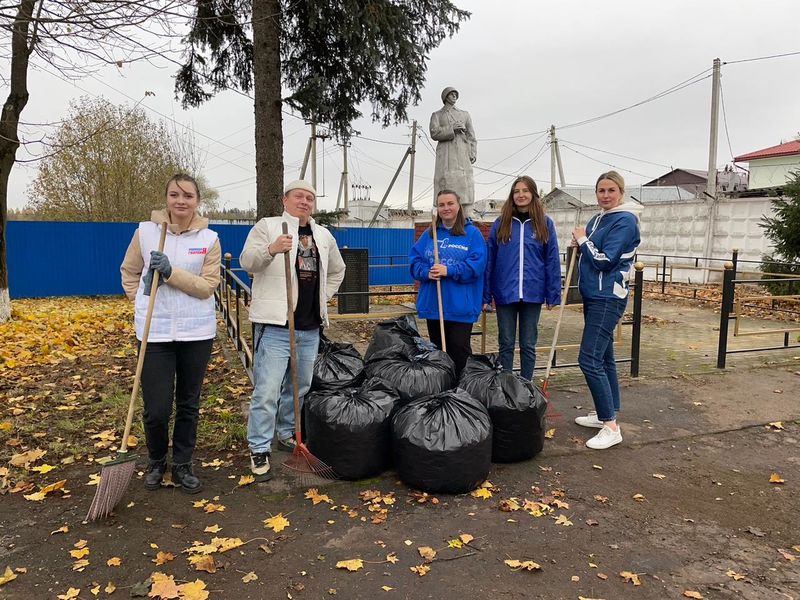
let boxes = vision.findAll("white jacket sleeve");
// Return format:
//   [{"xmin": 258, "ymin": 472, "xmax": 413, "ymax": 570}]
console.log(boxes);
[{"xmin": 240, "ymin": 219, "xmax": 275, "ymax": 273}]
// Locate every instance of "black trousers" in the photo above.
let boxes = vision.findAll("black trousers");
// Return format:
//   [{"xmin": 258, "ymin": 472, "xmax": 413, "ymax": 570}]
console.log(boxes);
[
  {"xmin": 140, "ymin": 338, "xmax": 214, "ymax": 464},
  {"xmin": 426, "ymin": 319, "xmax": 473, "ymax": 376}
]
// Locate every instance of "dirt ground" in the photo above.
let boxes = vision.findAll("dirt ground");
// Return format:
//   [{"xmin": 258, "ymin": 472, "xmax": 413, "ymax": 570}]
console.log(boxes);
[{"xmin": 1, "ymin": 296, "xmax": 799, "ymax": 600}]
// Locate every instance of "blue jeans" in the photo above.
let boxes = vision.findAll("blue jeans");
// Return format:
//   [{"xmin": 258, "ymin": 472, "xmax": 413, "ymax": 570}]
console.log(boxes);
[
  {"xmin": 496, "ymin": 302, "xmax": 542, "ymax": 380},
  {"xmin": 248, "ymin": 325, "xmax": 320, "ymax": 454},
  {"xmin": 578, "ymin": 298, "xmax": 627, "ymax": 422}
]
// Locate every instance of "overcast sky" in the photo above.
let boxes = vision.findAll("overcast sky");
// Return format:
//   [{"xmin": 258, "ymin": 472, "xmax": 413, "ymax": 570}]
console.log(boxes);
[{"xmin": 7, "ymin": 0, "xmax": 800, "ymax": 213}]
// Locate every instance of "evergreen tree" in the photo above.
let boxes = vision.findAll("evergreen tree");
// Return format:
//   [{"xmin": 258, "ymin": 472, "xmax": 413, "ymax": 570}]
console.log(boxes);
[
  {"xmin": 176, "ymin": 0, "xmax": 470, "ymax": 218},
  {"xmin": 759, "ymin": 170, "xmax": 800, "ymax": 294}
]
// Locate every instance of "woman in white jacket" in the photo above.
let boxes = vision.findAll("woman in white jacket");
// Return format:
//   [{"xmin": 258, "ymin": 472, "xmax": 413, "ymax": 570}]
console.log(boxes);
[{"xmin": 120, "ymin": 174, "xmax": 221, "ymax": 493}]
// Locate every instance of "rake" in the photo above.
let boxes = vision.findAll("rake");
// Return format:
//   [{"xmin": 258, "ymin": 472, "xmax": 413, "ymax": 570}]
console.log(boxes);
[
  {"xmin": 86, "ymin": 222, "xmax": 168, "ymax": 521},
  {"xmin": 279, "ymin": 222, "xmax": 337, "ymax": 481},
  {"xmin": 539, "ymin": 244, "xmax": 579, "ymax": 421}
]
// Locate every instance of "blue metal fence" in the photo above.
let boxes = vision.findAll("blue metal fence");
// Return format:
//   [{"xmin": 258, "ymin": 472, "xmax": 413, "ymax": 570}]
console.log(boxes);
[{"xmin": 6, "ymin": 221, "xmax": 415, "ymax": 298}]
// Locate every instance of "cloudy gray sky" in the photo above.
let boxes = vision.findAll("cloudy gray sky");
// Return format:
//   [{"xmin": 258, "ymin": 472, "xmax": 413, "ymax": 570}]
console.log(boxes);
[{"xmin": 7, "ymin": 0, "xmax": 800, "ymax": 213}]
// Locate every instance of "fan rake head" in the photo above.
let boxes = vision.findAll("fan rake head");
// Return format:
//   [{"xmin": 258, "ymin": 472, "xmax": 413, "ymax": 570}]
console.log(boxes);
[
  {"xmin": 282, "ymin": 442, "xmax": 337, "ymax": 486},
  {"xmin": 85, "ymin": 454, "xmax": 137, "ymax": 521}
]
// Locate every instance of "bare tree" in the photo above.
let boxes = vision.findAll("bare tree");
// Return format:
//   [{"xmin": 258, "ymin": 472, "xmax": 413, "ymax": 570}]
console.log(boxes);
[{"xmin": 0, "ymin": 0, "xmax": 190, "ymax": 321}]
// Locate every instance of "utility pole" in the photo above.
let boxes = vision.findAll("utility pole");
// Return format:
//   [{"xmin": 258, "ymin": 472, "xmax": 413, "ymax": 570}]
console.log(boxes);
[
  {"xmin": 706, "ymin": 58, "xmax": 721, "ymax": 200},
  {"xmin": 336, "ymin": 143, "xmax": 350, "ymax": 211},
  {"xmin": 702, "ymin": 58, "xmax": 722, "ymax": 283},
  {"xmin": 310, "ymin": 122, "xmax": 317, "ymax": 190},
  {"xmin": 550, "ymin": 125, "xmax": 557, "ymax": 192},
  {"xmin": 407, "ymin": 120, "xmax": 417, "ymax": 211},
  {"xmin": 554, "ymin": 135, "xmax": 566, "ymax": 188}
]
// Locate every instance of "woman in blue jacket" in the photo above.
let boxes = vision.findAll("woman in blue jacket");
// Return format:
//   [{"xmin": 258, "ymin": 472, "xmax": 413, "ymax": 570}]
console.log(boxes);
[
  {"xmin": 410, "ymin": 189, "xmax": 487, "ymax": 375},
  {"xmin": 572, "ymin": 171, "xmax": 641, "ymax": 450},
  {"xmin": 483, "ymin": 176, "xmax": 561, "ymax": 381}
]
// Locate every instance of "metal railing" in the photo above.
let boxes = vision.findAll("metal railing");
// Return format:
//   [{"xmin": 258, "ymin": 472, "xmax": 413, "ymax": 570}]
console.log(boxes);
[
  {"xmin": 216, "ymin": 254, "xmax": 644, "ymax": 380},
  {"xmin": 716, "ymin": 262, "xmax": 800, "ymax": 368}
]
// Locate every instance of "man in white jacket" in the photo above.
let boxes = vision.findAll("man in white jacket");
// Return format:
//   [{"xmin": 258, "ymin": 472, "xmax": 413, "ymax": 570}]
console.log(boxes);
[{"xmin": 240, "ymin": 180, "xmax": 346, "ymax": 480}]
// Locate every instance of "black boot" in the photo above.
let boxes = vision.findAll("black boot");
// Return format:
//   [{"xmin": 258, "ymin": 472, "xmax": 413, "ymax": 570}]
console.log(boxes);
[
  {"xmin": 144, "ymin": 459, "xmax": 167, "ymax": 491},
  {"xmin": 172, "ymin": 463, "xmax": 202, "ymax": 494}
]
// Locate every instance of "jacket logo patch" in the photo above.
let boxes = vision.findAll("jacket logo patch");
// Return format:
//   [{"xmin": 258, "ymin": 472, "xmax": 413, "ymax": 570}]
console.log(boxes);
[{"xmin": 188, "ymin": 247, "xmax": 207, "ymax": 255}]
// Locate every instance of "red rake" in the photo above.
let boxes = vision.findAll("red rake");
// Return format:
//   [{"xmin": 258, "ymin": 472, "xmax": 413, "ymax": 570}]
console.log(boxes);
[
  {"xmin": 86, "ymin": 222, "xmax": 168, "ymax": 521},
  {"xmin": 279, "ymin": 221, "xmax": 337, "ymax": 482},
  {"xmin": 540, "ymin": 245, "xmax": 580, "ymax": 421}
]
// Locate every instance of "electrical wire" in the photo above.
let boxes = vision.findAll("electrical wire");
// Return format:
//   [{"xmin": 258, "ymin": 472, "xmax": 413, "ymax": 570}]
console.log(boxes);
[
  {"xmin": 559, "ymin": 143, "xmax": 658, "ymax": 180},
  {"xmin": 719, "ymin": 79, "xmax": 736, "ymax": 161},
  {"xmin": 723, "ymin": 50, "xmax": 800, "ymax": 65},
  {"xmin": 557, "ymin": 138, "xmax": 672, "ymax": 169}
]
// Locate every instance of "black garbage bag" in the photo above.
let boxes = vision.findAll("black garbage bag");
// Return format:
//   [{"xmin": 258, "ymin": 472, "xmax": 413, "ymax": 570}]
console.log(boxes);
[
  {"xmin": 305, "ymin": 378, "xmax": 398, "ymax": 480},
  {"xmin": 311, "ymin": 334, "xmax": 365, "ymax": 392},
  {"xmin": 364, "ymin": 342, "xmax": 456, "ymax": 404},
  {"xmin": 391, "ymin": 389, "xmax": 492, "ymax": 494},
  {"xmin": 458, "ymin": 353, "xmax": 548, "ymax": 462},
  {"xmin": 364, "ymin": 315, "xmax": 422, "ymax": 359}
]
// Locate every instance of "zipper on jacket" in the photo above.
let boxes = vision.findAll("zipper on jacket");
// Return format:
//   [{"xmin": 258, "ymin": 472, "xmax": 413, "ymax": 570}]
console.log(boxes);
[{"xmin": 516, "ymin": 218, "xmax": 524, "ymax": 299}]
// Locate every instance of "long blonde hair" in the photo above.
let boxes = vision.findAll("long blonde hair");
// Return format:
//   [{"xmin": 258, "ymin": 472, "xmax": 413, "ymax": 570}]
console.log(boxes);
[{"xmin": 497, "ymin": 176, "xmax": 548, "ymax": 244}]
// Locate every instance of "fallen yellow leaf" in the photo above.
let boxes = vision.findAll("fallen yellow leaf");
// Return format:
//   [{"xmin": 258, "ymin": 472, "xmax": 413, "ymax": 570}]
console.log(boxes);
[
  {"xmin": 336, "ymin": 559, "xmax": 364, "ymax": 572},
  {"xmin": 57, "ymin": 588, "xmax": 80, "ymax": 600},
  {"xmin": 105, "ymin": 582, "xmax": 116, "ymax": 594},
  {"xmin": 382, "ymin": 585, "xmax": 394, "ymax": 591},
  {"xmin": 417, "ymin": 546, "xmax": 436, "ymax": 561},
  {"xmin": 554, "ymin": 514, "xmax": 573, "ymax": 526},
  {"xmin": 410, "ymin": 564, "xmax": 431, "ymax": 576},
  {"xmin": 178, "ymin": 580, "xmax": 209, "ymax": 600},
  {"xmin": 683, "ymin": 592, "xmax": 704, "ymax": 599},
  {"xmin": 632, "ymin": 493, "xmax": 646, "ymax": 502},
  {"xmin": 69, "ymin": 548, "xmax": 89, "ymax": 559},
  {"xmin": 620, "ymin": 571, "xmax": 641, "ymax": 585},
  {"xmin": 188, "ymin": 555, "xmax": 216, "ymax": 573},
  {"xmin": 31, "ymin": 464, "xmax": 57, "ymax": 474},
  {"xmin": 106, "ymin": 557, "xmax": 121, "ymax": 566},
  {"xmin": 459, "ymin": 533, "xmax": 474, "ymax": 544},
  {"xmin": 0, "ymin": 566, "xmax": 18, "ymax": 586},
  {"xmin": 264, "ymin": 514, "xmax": 290, "ymax": 533},
  {"xmin": 72, "ymin": 559, "xmax": 89, "ymax": 571},
  {"xmin": 769, "ymin": 473, "xmax": 785, "ymax": 484},
  {"xmin": 242, "ymin": 571, "xmax": 258, "ymax": 583},
  {"xmin": 471, "ymin": 488, "xmax": 492, "ymax": 499},
  {"xmin": 725, "ymin": 569, "xmax": 745, "ymax": 581},
  {"xmin": 386, "ymin": 553, "xmax": 398, "ymax": 564},
  {"xmin": 50, "ymin": 526, "xmax": 69, "ymax": 535},
  {"xmin": 305, "ymin": 488, "xmax": 332, "ymax": 505},
  {"xmin": 204, "ymin": 525, "xmax": 222, "ymax": 533},
  {"xmin": 238, "ymin": 474, "xmax": 254, "ymax": 486},
  {"xmin": 204, "ymin": 503, "xmax": 225, "ymax": 513},
  {"xmin": 504, "ymin": 559, "xmax": 541, "ymax": 571},
  {"xmin": 153, "ymin": 551, "xmax": 174, "ymax": 565},
  {"xmin": 544, "ymin": 428, "xmax": 555, "ymax": 439}
]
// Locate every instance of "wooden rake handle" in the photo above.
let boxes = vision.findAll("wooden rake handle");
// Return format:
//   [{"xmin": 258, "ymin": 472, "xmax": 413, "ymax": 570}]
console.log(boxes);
[
  {"xmin": 430, "ymin": 210, "xmax": 446, "ymax": 352},
  {"xmin": 120, "ymin": 221, "xmax": 168, "ymax": 452},
  {"xmin": 281, "ymin": 222, "xmax": 303, "ymax": 445},
  {"xmin": 542, "ymin": 244, "xmax": 578, "ymax": 392}
]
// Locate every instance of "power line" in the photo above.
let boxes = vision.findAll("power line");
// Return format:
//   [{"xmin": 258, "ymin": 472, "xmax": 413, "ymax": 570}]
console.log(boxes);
[
  {"xmin": 557, "ymin": 138, "xmax": 672, "ymax": 169},
  {"xmin": 559, "ymin": 144, "xmax": 658, "ymax": 180},
  {"xmin": 557, "ymin": 68, "xmax": 713, "ymax": 131},
  {"xmin": 718, "ymin": 80, "xmax": 736, "ymax": 161},
  {"xmin": 723, "ymin": 50, "xmax": 800, "ymax": 65}
]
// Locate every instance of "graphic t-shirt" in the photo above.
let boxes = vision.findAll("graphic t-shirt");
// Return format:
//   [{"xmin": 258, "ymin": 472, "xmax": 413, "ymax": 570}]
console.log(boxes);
[{"xmin": 293, "ymin": 223, "xmax": 321, "ymax": 330}]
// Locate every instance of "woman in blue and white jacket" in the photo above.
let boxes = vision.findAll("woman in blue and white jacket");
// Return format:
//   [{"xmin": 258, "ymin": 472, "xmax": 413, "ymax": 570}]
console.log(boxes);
[
  {"xmin": 572, "ymin": 171, "xmax": 641, "ymax": 450},
  {"xmin": 483, "ymin": 176, "xmax": 561, "ymax": 381},
  {"xmin": 409, "ymin": 189, "xmax": 487, "ymax": 375}
]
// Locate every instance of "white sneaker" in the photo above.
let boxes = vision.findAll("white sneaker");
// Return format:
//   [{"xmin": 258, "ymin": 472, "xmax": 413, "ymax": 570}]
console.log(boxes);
[
  {"xmin": 250, "ymin": 452, "xmax": 272, "ymax": 482},
  {"xmin": 586, "ymin": 425, "xmax": 622, "ymax": 450},
  {"xmin": 575, "ymin": 411, "xmax": 604, "ymax": 429}
]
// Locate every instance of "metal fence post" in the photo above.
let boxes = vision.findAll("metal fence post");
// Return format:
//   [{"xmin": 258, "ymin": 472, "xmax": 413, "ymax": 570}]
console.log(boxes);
[
  {"xmin": 661, "ymin": 254, "xmax": 667, "ymax": 294},
  {"xmin": 716, "ymin": 261, "xmax": 735, "ymax": 369},
  {"xmin": 730, "ymin": 248, "xmax": 738, "ymax": 279},
  {"xmin": 224, "ymin": 253, "xmax": 232, "ymax": 329},
  {"xmin": 630, "ymin": 262, "xmax": 644, "ymax": 377}
]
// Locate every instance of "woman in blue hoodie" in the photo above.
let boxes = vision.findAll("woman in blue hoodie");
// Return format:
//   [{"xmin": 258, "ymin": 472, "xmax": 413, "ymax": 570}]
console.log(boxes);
[
  {"xmin": 410, "ymin": 189, "xmax": 487, "ymax": 375},
  {"xmin": 483, "ymin": 176, "xmax": 561, "ymax": 380},
  {"xmin": 572, "ymin": 171, "xmax": 641, "ymax": 450}
]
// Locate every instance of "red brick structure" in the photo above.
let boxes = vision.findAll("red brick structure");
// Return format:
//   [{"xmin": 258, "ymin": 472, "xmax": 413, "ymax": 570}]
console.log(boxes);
[{"xmin": 413, "ymin": 220, "xmax": 494, "ymax": 241}]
